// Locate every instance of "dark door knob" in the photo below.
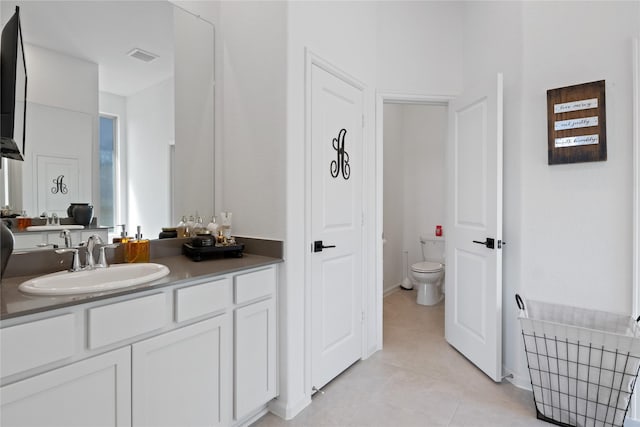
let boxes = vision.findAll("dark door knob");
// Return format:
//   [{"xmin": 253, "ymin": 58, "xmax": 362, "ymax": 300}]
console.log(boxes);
[
  {"xmin": 472, "ymin": 238, "xmax": 495, "ymax": 249},
  {"xmin": 313, "ymin": 240, "xmax": 336, "ymax": 253}
]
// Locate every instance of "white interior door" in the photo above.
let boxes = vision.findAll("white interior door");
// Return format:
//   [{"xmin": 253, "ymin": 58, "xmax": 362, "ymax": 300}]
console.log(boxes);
[
  {"xmin": 445, "ymin": 73, "xmax": 504, "ymax": 382},
  {"xmin": 310, "ymin": 62, "xmax": 363, "ymax": 391}
]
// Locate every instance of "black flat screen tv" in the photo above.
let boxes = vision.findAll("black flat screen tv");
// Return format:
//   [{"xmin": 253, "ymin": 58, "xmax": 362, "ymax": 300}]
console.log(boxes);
[{"xmin": 0, "ymin": 6, "xmax": 27, "ymax": 161}]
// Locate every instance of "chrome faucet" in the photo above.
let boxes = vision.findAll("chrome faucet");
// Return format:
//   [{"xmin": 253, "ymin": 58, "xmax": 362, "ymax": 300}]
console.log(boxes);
[
  {"xmin": 46, "ymin": 212, "xmax": 59, "ymax": 225},
  {"xmin": 55, "ymin": 235, "xmax": 108, "ymax": 272},
  {"xmin": 85, "ymin": 234, "xmax": 104, "ymax": 269},
  {"xmin": 59, "ymin": 229, "xmax": 73, "ymax": 248}
]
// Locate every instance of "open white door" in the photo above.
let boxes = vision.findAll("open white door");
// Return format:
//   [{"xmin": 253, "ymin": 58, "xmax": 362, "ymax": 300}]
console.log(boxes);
[
  {"xmin": 309, "ymin": 62, "xmax": 364, "ymax": 391},
  {"xmin": 445, "ymin": 73, "xmax": 504, "ymax": 382}
]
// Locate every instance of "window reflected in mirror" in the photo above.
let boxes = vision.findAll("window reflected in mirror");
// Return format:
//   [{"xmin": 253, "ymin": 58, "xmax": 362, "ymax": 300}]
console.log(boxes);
[{"xmin": 99, "ymin": 115, "xmax": 117, "ymax": 229}]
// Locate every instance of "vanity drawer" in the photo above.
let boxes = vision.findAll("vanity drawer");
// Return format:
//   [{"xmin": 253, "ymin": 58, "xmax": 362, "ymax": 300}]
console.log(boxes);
[
  {"xmin": 0, "ymin": 313, "xmax": 76, "ymax": 378},
  {"xmin": 174, "ymin": 278, "xmax": 230, "ymax": 323},
  {"xmin": 88, "ymin": 293, "xmax": 167, "ymax": 349},
  {"xmin": 234, "ymin": 266, "xmax": 276, "ymax": 305}
]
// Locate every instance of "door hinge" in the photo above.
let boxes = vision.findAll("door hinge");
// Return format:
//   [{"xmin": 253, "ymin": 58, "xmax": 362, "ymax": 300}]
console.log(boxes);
[
  {"xmin": 361, "ymin": 212, "xmax": 365, "ymax": 227},
  {"xmin": 361, "ymin": 311, "xmax": 365, "ymax": 322},
  {"xmin": 362, "ymin": 115, "xmax": 365, "ymax": 128}
]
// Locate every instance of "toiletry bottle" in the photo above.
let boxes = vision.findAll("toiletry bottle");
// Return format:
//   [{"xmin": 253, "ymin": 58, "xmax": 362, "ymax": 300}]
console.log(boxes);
[
  {"xmin": 185, "ymin": 215, "xmax": 195, "ymax": 237},
  {"xmin": 207, "ymin": 216, "xmax": 219, "ymax": 235},
  {"xmin": 126, "ymin": 226, "xmax": 150, "ymax": 263},
  {"xmin": 193, "ymin": 214, "xmax": 204, "ymax": 235},
  {"xmin": 176, "ymin": 216, "xmax": 187, "ymax": 238},
  {"xmin": 113, "ymin": 224, "xmax": 131, "ymax": 244},
  {"xmin": 220, "ymin": 212, "xmax": 232, "ymax": 239}
]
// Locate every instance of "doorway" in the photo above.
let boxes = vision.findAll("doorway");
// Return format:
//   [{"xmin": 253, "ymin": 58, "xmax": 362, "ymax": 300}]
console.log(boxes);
[
  {"xmin": 376, "ymin": 76, "xmax": 504, "ymax": 382},
  {"xmin": 382, "ymin": 102, "xmax": 448, "ymax": 298},
  {"xmin": 375, "ymin": 94, "xmax": 453, "ymax": 353}
]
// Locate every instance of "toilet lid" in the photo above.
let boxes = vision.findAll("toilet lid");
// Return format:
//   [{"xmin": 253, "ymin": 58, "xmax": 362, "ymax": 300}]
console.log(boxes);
[{"xmin": 411, "ymin": 261, "xmax": 443, "ymax": 273}]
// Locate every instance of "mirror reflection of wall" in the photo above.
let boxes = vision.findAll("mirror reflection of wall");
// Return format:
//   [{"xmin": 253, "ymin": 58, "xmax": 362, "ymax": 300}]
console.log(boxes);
[{"xmin": 0, "ymin": 1, "xmax": 214, "ymax": 239}]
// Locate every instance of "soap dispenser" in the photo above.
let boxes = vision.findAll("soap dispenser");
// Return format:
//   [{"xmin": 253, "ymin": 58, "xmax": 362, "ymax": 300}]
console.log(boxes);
[
  {"xmin": 125, "ymin": 226, "xmax": 150, "ymax": 263},
  {"xmin": 113, "ymin": 224, "xmax": 130, "ymax": 244}
]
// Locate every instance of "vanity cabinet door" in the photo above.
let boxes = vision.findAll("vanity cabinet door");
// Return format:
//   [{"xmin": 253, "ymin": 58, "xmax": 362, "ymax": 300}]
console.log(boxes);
[
  {"xmin": 0, "ymin": 347, "xmax": 131, "ymax": 427},
  {"xmin": 132, "ymin": 314, "xmax": 231, "ymax": 427},
  {"xmin": 234, "ymin": 297, "xmax": 277, "ymax": 421}
]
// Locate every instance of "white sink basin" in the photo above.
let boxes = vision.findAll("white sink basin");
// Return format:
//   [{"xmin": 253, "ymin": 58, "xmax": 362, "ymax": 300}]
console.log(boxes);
[
  {"xmin": 26, "ymin": 225, "xmax": 85, "ymax": 231},
  {"xmin": 19, "ymin": 263, "xmax": 170, "ymax": 296}
]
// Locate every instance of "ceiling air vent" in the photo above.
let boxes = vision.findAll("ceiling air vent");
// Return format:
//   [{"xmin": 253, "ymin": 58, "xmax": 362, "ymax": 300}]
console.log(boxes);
[{"xmin": 127, "ymin": 48, "xmax": 159, "ymax": 63}]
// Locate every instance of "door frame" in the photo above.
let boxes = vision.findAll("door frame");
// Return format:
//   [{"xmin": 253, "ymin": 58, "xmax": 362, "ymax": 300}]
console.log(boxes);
[
  {"xmin": 304, "ymin": 49, "xmax": 368, "ymax": 394},
  {"xmin": 374, "ymin": 92, "xmax": 455, "ymax": 351}
]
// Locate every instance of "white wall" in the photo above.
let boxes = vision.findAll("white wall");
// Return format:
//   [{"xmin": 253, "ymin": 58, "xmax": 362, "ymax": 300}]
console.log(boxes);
[
  {"xmin": 376, "ymin": 1, "xmax": 463, "ymax": 95},
  {"xmin": 401, "ymin": 104, "xmax": 446, "ymax": 267},
  {"xmin": 170, "ymin": 1, "xmax": 224, "ymax": 220},
  {"xmin": 125, "ymin": 78, "xmax": 174, "ymax": 237},
  {"xmin": 173, "ymin": 6, "xmax": 216, "ymax": 223},
  {"xmin": 218, "ymin": 1, "xmax": 287, "ymax": 239},
  {"xmin": 520, "ymin": 1, "xmax": 635, "ymax": 312},
  {"xmin": 383, "ymin": 104, "xmax": 405, "ymax": 292},
  {"xmin": 383, "ymin": 103, "xmax": 447, "ymax": 294},
  {"xmin": 517, "ymin": 0, "xmax": 638, "ymax": 385},
  {"xmin": 24, "ymin": 44, "xmax": 98, "ymax": 115}
]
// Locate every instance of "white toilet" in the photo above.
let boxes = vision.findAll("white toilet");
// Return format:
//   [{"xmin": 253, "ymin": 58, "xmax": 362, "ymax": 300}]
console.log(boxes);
[{"xmin": 410, "ymin": 237, "xmax": 445, "ymax": 306}]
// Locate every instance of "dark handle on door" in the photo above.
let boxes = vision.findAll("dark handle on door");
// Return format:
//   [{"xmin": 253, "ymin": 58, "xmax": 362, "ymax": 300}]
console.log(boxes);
[
  {"xmin": 313, "ymin": 240, "xmax": 336, "ymax": 253},
  {"xmin": 472, "ymin": 238, "xmax": 495, "ymax": 249}
]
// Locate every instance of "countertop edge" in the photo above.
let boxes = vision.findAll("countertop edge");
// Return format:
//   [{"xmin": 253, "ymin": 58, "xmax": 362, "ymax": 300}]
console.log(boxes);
[{"xmin": 1, "ymin": 254, "xmax": 283, "ymax": 321}]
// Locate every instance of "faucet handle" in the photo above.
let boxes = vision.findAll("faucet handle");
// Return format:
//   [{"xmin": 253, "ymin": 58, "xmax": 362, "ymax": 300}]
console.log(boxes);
[
  {"xmin": 55, "ymin": 248, "xmax": 82, "ymax": 272},
  {"xmin": 85, "ymin": 235, "xmax": 105, "ymax": 269},
  {"xmin": 87, "ymin": 234, "xmax": 104, "ymax": 247},
  {"xmin": 97, "ymin": 244, "xmax": 118, "ymax": 268},
  {"xmin": 59, "ymin": 229, "xmax": 73, "ymax": 248}
]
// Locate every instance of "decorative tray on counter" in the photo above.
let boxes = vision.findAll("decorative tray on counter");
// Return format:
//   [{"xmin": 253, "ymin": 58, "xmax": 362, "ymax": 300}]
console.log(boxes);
[{"xmin": 182, "ymin": 242, "xmax": 245, "ymax": 262}]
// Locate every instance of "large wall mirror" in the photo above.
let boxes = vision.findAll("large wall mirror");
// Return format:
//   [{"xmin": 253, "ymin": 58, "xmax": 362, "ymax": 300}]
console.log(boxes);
[{"xmin": 0, "ymin": 1, "xmax": 215, "ymax": 239}]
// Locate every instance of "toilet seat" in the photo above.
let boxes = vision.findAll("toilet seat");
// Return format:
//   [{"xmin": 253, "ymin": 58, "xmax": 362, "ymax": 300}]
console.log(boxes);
[{"xmin": 411, "ymin": 261, "xmax": 443, "ymax": 273}]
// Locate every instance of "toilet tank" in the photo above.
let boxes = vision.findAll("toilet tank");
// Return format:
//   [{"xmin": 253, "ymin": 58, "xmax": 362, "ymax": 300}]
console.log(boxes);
[{"xmin": 419, "ymin": 237, "xmax": 445, "ymax": 263}]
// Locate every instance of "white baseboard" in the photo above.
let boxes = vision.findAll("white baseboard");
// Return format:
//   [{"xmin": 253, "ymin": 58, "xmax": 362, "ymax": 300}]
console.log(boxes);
[
  {"xmin": 503, "ymin": 366, "xmax": 531, "ymax": 391},
  {"xmin": 383, "ymin": 283, "xmax": 401, "ymax": 296},
  {"xmin": 268, "ymin": 395, "xmax": 312, "ymax": 421},
  {"xmin": 234, "ymin": 407, "xmax": 269, "ymax": 427}
]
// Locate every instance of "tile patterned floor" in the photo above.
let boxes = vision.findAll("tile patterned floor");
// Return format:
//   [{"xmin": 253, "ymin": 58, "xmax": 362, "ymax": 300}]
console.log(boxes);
[{"xmin": 253, "ymin": 288, "xmax": 546, "ymax": 426}]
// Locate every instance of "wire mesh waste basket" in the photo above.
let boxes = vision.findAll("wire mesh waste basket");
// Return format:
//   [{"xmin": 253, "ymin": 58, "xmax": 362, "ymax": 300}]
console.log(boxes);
[{"xmin": 516, "ymin": 294, "xmax": 640, "ymax": 427}]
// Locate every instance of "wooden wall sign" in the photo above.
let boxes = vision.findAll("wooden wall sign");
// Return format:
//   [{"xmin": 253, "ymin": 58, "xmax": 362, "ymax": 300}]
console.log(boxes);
[{"xmin": 546, "ymin": 80, "xmax": 606, "ymax": 165}]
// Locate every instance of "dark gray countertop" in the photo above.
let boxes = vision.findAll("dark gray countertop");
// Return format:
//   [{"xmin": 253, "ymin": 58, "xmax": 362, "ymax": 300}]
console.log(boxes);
[{"xmin": 1, "ymin": 253, "xmax": 282, "ymax": 321}]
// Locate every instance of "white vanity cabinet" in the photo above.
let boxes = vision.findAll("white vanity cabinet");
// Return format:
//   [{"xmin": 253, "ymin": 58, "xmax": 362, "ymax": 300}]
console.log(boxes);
[
  {"xmin": 132, "ymin": 315, "xmax": 230, "ymax": 427},
  {"xmin": 0, "ymin": 347, "xmax": 132, "ymax": 427},
  {"xmin": 0, "ymin": 263, "xmax": 279, "ymax": 427},
  {"xmin": 234, "ymin": 267, "xmax": 278, "ymax": 421}
]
